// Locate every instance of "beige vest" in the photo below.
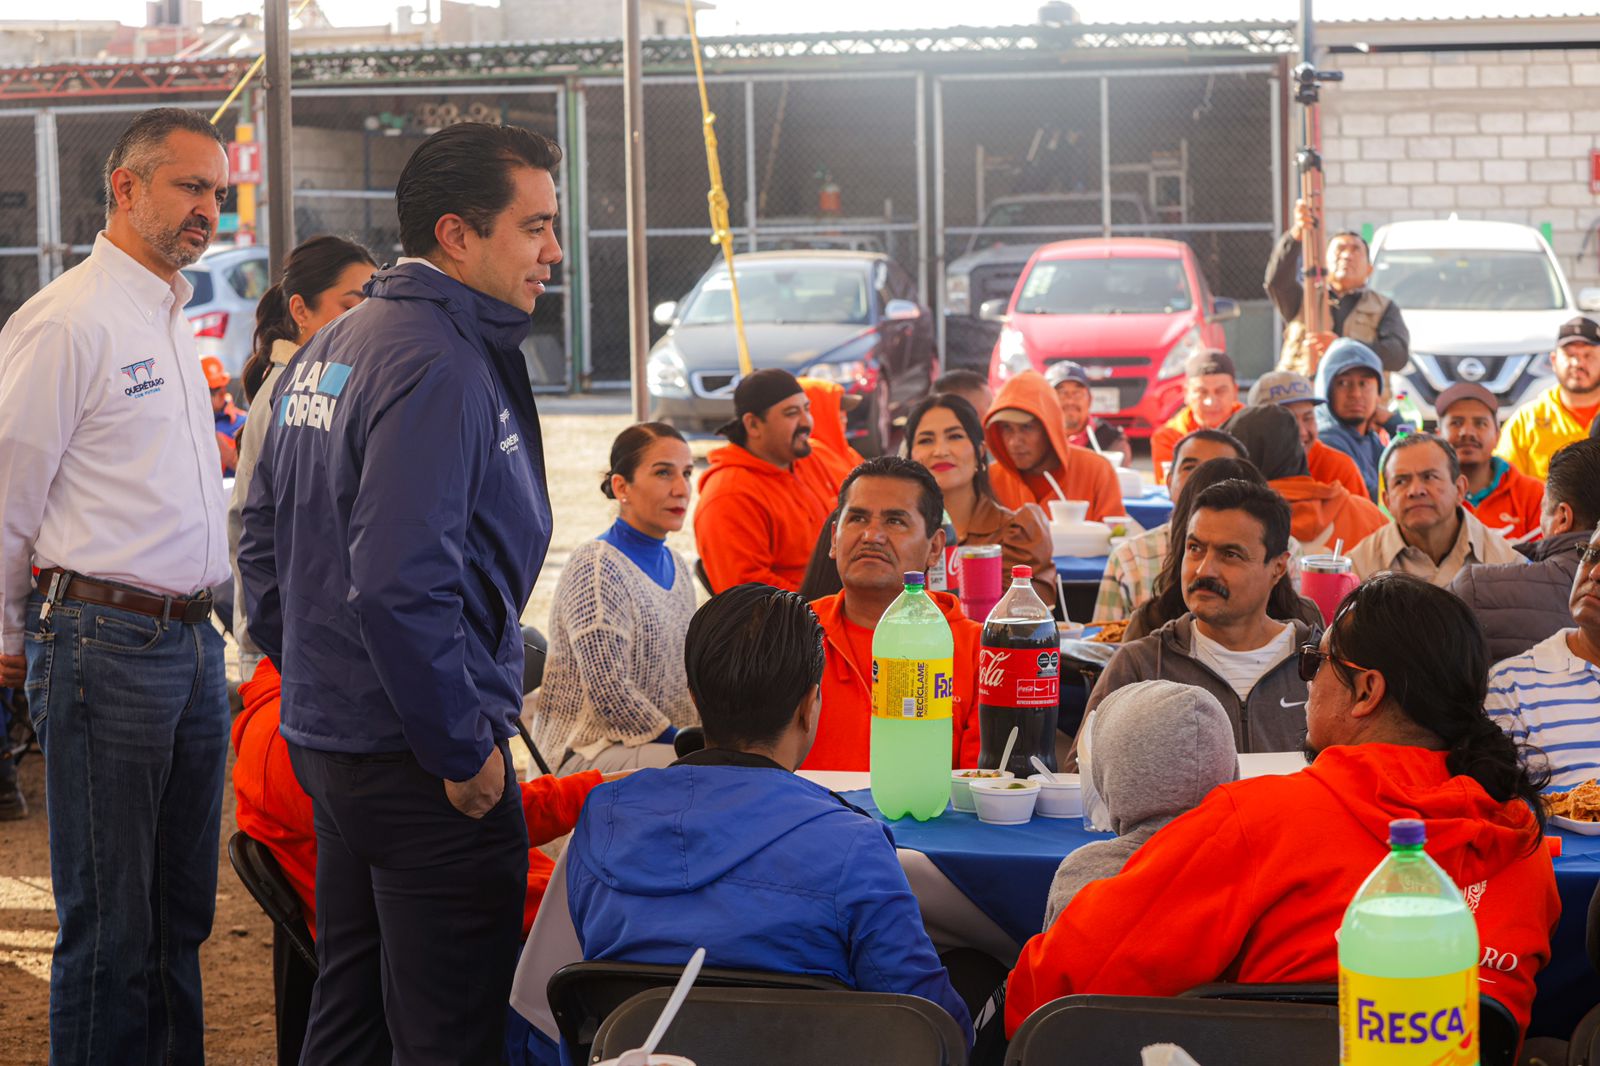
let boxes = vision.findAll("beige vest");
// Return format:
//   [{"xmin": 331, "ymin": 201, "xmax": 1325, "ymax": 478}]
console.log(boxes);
[{"xmin": 1277, "ymin": 288, "xmax": 1392, "ymax": 377}]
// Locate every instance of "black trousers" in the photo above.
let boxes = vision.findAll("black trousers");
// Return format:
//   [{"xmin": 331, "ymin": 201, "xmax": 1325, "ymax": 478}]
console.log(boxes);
[{"xmin": 288, "ymin": 741, "xmax": 527, "ymax": 1066}]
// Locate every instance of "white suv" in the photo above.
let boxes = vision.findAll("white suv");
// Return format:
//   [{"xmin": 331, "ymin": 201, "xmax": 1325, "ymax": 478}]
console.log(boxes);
[{"xmin": 1368, "ymin": 217, "xmax": 1600, "ymax": 420}]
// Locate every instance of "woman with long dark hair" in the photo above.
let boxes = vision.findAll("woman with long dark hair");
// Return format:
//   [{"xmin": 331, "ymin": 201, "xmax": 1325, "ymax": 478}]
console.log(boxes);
[{"xmin": 228, "ymin": 236, "xmax": 376, "ymax": 672}]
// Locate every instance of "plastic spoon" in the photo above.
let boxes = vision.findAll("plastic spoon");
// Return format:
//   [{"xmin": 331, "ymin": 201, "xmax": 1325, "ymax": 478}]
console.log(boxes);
[
  {"xmin": 998, "ymin": 725, "xmax": 1020, "ymax": 777},
  {"xmin": 617, "ymin": 947, "xmax": 706, "ymax": 1066},
  {"xmin": 1030, "ymin": 755, "xmax": 1060, "ymax": 784}
]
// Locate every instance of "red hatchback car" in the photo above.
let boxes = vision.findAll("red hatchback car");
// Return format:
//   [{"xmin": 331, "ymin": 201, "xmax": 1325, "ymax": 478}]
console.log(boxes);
[{"xmin": 983, "ymin": 238, "xmax": 1238, "ymax": 439}]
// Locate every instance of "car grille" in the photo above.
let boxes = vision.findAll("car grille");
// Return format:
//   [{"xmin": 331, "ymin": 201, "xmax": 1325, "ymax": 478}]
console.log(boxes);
[
  {"xmin": 1408, "ymin": 352, "xmax": 1538, "ymax": 403},
  {"xmin": 692, "ymin": 371, "xmax": 740, "ymax": 399},
  {"xmin": 1042, "ymin": 358, "xmax": 1151, "ymax": 412},
  {"xmin": 970, "ymin": 263, "xmax": 1024, "ymax": 307}
]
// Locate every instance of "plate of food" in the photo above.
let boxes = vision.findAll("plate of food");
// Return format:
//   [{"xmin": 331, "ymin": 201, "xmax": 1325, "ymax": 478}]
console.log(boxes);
[{"xmin": 1544, "ymin": 780, "xmax": 1600, "ymax": 834}]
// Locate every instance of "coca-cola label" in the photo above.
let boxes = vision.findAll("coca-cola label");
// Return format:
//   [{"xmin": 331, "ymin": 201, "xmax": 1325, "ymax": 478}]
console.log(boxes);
[
  {"xmin": 978, "ymin": 645, "xmax": 1060, "ymax": 708},
  {"xmin": 871, "ymin": 656, "xmax": 954, "ymax": 720}
]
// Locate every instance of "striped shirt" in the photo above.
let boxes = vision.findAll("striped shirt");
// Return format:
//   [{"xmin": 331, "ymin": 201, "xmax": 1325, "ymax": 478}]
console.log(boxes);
[
  {"xmin": 1092, "ymin": 524, "xmax": 1169, "ymax": 622},
  {"xmin": 1486, "ymin": 630, "xmax": 1600, "ymax": 790}
]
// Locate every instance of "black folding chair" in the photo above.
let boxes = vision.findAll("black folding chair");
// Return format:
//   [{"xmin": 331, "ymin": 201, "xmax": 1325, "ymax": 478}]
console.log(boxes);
[
  {"xmin": 593, "ymin": 986, "xmax": 968, "ymax": 1066},
  {"xmin": 519, "ymin": 626, "xmax": 555, "ymax": 776},
  {"xmin": 227, "ymin": 831, "xmax": 317, "ymax": 1066},
  {"xmin": 1005, "ymin": 994, "xmax": 1338, "ymax": 1065},
  {"xmin": 547, "ymin": 960, "xmax": 847, "ymax": 1064}
]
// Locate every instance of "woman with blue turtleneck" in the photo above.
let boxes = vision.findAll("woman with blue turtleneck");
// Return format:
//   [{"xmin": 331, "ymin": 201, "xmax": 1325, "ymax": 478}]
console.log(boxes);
[{"xmin": 530, "ymin": 423, "xmax": 701, "ymax": 774}]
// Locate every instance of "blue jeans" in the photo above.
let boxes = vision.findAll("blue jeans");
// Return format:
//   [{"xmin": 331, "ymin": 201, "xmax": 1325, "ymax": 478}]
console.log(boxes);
[{"xmin": 23, "ymin": 591, "xmax": 228, "ymax": 1066}]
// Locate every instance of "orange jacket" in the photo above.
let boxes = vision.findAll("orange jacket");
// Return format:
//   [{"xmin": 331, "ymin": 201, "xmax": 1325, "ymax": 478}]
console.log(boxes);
[
  {"xmin": 1268, "ymin": 475, "xmax": 1389, "ymax": 553},
  {"xmin": 1308, "ymin": 438, "xmax": 1369, "ymax": 501},
  {"xmin": 799, "ymin": 377, "xmax": 866, "ymax": 486},
  {"xmin": 801, "ymin": 590, "xmax": 983, "ymax": 771},
  {"xmin": 1467, "ymin": 459, "xmax": 1545, "ymax": 543},
  {"xmin": 231, "ymin": 659, "xmax": 602, "ymax": 939},
  {"xmin": 1006, "ymin": 744, "xmax": 1558, "ymax": 1037},
  {"xmin": 694, "ymin": 443, "xmax": 838, "ymax": 593},
  {"xmin": 984, "ymin": 372, "xmax": 1122, "ymax": 522},
  {"xmin": 1151, "ymin": 401, "xmax": 1244, "ymax": 475}
]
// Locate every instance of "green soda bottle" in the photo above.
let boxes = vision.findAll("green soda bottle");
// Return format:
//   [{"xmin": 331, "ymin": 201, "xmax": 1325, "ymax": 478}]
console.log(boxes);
[
  {"xmin": 869, "ymin": 571, "xmax": 955, "ymax": 821},
  {"xmin": 1338, "ymin": 818, "xmax": 1480, "ymax": 1066}
]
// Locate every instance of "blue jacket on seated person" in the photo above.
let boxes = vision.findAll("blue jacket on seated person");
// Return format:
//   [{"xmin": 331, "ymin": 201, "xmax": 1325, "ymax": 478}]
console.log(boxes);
[{"xmin": 566, "ymin": 748, "xmax": 972, "ymax": 1041}]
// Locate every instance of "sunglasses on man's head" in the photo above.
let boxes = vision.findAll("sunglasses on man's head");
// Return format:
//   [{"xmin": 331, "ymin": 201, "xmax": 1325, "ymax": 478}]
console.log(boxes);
[{"xmin": 1297, "ymin": 644, "xmax": 1371, "ymax": 685}]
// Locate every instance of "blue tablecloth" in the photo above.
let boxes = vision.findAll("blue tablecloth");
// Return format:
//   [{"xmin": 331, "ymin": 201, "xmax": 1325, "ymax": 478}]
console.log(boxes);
[
  {"xmin": 1054, "ymin": 555, "xmax": 1109, "ymax": 584},
  {"xmin": 846, "ymin": 788, "xmax": 1600, "ymax": 1039},
  {"xmin": 1121, "ymin": 488, "xmax": 1173, "ymax": 531}
]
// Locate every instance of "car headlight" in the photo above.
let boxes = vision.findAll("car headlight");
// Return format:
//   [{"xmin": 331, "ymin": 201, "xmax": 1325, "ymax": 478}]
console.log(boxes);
[
  {"xmin": 996, "ymin": 326, "xmax": 1030, "ymax": 380},
  {"xmin": 945, "ymin": 273, "xmax": 970, "ymax": 317},
  {"xmin": 1157, "ymin": 326, "xmax": 1203, "ymax": 380},
  {"xmin": 646, "ymin": 347, "xmax": 690, "ymax": 398},
  {"xmin": 803, "ymin": 360, "xmax": 873, "ymax": 391}
]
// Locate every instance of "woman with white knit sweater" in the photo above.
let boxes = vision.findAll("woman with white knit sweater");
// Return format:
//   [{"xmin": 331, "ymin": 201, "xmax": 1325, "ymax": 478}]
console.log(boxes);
[{"xmin": 531, "ymin": 422, "xmax": 701, "ymax": 774}]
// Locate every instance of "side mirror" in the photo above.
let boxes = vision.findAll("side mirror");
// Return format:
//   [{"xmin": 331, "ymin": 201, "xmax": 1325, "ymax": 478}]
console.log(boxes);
[
  {"xmin": 1209, "ymin": 297, "xmax": 1241, "ymax": 323},
  {"xmin": 1577, "ymin": 288, "xmax": 1600, "ymax": 313},
  {"xmin": 651, "ymin": 301, "xmax": 678, "ymax": 326},
  {"xmin": 978, "ymin": 298, "xmax": 1009, "ymax": 322},
  {"xmin": 884, "ymin": 298, "xmax": 922, "ymax": 322}
]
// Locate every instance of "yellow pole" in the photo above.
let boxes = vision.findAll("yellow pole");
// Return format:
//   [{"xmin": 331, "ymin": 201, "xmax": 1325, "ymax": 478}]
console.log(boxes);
[
  {"xmin": 235, "ymin": 121, "xmax": 257, "ymax": 243},
  {"xmin": 209, "ymin": 0, "xmax": 315, "ymax": 126},
  {"xmin": 684, "ymin": 0, "xmax": 752, "ymax": 377}
]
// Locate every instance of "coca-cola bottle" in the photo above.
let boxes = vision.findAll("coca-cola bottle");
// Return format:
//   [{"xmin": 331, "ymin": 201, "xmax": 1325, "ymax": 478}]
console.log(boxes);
[{"xmin": 977, "ymin": 565, "xmax": 1060, "ymax": 776}]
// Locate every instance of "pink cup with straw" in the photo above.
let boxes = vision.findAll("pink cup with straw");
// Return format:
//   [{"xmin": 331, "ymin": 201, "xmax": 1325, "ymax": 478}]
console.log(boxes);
[
  {"xmin": 1300, "ymin": 541, "xmax": 1358, "ymax": 626},
  {"xmin": 958, "ymin": 544, "xmax": 1003, "ymax": 622}
]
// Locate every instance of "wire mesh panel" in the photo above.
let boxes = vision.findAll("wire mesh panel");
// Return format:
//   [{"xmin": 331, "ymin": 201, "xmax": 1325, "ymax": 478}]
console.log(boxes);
[{"xmin": 0, "ymin": 111, "xmax": 42, "ymax": 325}]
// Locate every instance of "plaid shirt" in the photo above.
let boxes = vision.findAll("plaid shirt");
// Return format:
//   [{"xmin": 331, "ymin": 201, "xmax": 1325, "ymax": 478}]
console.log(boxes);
[{"xmin": 1092, "ymin": 524, "xmax": 1169, "ymax": 622}]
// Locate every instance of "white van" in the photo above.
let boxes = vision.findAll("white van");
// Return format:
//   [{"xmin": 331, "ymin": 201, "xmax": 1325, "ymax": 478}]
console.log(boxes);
[{"xmin": 1368, "ymin": 217, "xmax": 1600, "ymax": 420}]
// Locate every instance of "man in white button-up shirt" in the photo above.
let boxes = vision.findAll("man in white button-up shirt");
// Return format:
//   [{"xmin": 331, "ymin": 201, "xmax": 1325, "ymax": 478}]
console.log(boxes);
[{"xmin": 0, "ymin": 107, "xmax": 230, "ymax": 1066}]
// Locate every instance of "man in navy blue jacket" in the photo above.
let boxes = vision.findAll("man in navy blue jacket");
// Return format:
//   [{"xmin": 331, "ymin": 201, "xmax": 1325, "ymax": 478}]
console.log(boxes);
[
  {"xmin": 239, "ymin": 123, "xmax": 559, "ymax": 1065},
  {"xmin": 566, "ymin": 584, "xmax": 973, "ymax": 1045}
]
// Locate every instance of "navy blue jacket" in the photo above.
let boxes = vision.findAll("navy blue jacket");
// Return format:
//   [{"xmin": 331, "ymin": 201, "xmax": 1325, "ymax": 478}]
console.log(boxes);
[
  {"xmin": 1314, "ymin": 338, "xmax": 1411, "ymax": 501},
  {"xmin": 566, "ymin": 752, "xmax": 972, "ymax": 1040},
  {"xmin": 239, "ymin": 263, "xmax": 551, "ymax": 781}
]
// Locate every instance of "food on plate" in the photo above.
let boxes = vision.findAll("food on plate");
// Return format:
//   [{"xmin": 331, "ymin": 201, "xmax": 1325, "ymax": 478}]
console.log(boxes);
[
  {"xmin": 1544, "ymin": 780, "xmax": 1600, "ymax": 821},
  {"xmin": 958, "ymin": 769, "xmax": 1004, "ymax": 779},
  {"xmin": 1089, "ymin": 620, "xmax": 1128, "ymax": 644}
]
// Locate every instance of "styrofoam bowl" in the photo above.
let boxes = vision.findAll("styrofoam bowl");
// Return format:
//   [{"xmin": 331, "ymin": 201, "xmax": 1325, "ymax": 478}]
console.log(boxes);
[
  {"xmin": 594, "ymin": 1056, "xmax": 697, "ymax": 1066},
  {"xmin": 951, "ymin": 768, "xmax": 1014, "ymax": 812},
  {"xmin": 970, "ymin": 777, "xmax": 1041, "ymax": 825},
  {"xmin": 1029, "ymin": 772, "xmax": 1084, "ymax": 818}
]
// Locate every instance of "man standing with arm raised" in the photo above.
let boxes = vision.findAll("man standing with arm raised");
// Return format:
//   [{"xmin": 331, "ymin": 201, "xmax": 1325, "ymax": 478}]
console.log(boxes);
[{"xmin": 239, "ymin": 123, "xmax": 560, "ymax": 1064}]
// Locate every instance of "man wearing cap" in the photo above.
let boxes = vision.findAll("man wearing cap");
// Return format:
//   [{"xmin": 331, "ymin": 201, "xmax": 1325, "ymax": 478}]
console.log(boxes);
[
  {"xmin": 1150, "ymin": 350, "xmax": 1243, "ymax": 477},
  {"xmin": 1496, "ymin": 316, "xmax": 1600, "ymax": 480},
  {"xmin": 204, "ymin": 355, "xmax": 246, "ymax": 476},
  {"xmin": 1247, "ymin": 369, "xmax": 1366, "ymax": 501},
  {"xmin": 982, "ymin": 369, "xmax": 1122, "ymax": 520},
  {"xmin": 1313, "ymin": 338, "xmax": 1408, "ymax": 500},
  {"xmin": 1047, "ymin": 360, "xmax": 1131, "ymax": 466},
  {"xmin": 1437, "ymin": 382, "xmax": 1544, "ymax": 543},
  {"xmin": 694, "ymin": 368, "xmax": 839, "ymax": 593}
]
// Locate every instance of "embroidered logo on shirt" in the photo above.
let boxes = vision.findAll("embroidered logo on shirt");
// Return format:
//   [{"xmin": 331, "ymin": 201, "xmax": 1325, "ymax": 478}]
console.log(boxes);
[
  {"xmin": 120, "ymin": 358, "xmax": 165, "ymax": 398},
  {"xmin": 497, "ymin": 408, "xmax": 520, "ymax": 454},
  {"xmin": 278, "ymin": 360, "xmax": 351, "ymax": 431}
]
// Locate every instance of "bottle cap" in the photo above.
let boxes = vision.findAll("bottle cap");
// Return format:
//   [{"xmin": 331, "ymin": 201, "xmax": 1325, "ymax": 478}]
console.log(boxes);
[
  {"xmin": 1012, "ymin": 565, "xmax": 1032, "ymax": 579},
  {"xmin": 903, "ymin": 571, "xmax": 926, "ymax": 586},
  {"xmin": 1388, "ymin": 818, "xmax": 1425, "ymax": 847}
]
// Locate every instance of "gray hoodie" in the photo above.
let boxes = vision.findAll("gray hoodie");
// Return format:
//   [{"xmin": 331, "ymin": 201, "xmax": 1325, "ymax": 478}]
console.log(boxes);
[{"xmin": 1044, "ymin": 680, "xmax": 1240, "ymax": 927}]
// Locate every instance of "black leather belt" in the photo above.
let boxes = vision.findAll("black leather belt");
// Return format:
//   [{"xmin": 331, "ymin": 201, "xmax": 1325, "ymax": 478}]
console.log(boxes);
[{"xmin": 36, "ymin": 568, "xmax": 212, "ymax": 625}]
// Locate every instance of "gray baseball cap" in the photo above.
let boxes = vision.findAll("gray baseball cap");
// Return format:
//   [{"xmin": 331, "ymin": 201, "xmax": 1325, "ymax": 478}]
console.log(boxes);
[{"xmin": 1247, "ymin": 370, "xmax": 1324, "ymax": 408}]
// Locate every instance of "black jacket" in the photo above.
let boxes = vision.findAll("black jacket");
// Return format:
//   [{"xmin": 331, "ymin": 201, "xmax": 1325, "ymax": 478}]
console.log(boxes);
[{"xmin": 1448, "ymin": 529, "xmax": 1589, "ymax": 663}]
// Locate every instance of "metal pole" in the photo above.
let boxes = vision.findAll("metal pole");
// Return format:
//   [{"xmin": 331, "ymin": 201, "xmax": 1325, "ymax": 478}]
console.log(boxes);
[
  {"xmin": 263, "ymin": 0, "xmax": 295, "ymax": 282},
  {"xmin": 1099, "ymin": 76, "xmax": 1111, "ymax": 239},
  {"xmin": 623, "ymin": 0, "xmax": 650, "ymax": 422}
]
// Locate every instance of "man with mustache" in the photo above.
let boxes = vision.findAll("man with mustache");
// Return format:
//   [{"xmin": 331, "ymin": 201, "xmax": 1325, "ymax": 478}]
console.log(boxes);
[
  {"xmin": 0, "ymin": 108, "xmax": 231, "ymax": 1064},
  {"xmin": 1078, "ymin": 478, "xmax": 1315, "ymax": 755},
  {"xmin": 1436, "ymin": 382, "xmax": 1544, "ymax": 543},
  {"xmin": 694, "ymin": 368, "xmax": 839, "ymax": 592},
  {"xmin": 1497, "ymin": 316, "xmax": 1600, "ymax": 480},
  {"xmin": 239, "ymin": 122, "xmax": 560, "ymax": 1063},
  {"xmin": 1348, "ymin": 433, "xmax": 1523, "ymax": 588},
  {"xmin": 801, "ymin": 456, "xmax": 983, "ymax": 770},
  {"xmin": 1486, "ymin": 524, "xmax": 1600, "ymax": 789}
]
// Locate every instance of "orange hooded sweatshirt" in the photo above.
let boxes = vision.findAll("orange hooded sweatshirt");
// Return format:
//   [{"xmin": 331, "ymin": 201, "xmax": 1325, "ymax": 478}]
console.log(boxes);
[
  {"xmin": 799, "ymin": 377, "xmax": 866, "ymax": 488},
  {"xmin": 801, "ymin": 589, "xmax": 983, "ymax": 771},
  {"xmin": 1269, "ymin": 474, "xmax": 1389, "ymax": 553},
  {"xmin": 232, "ymin": 659, "xmax": 602, "ymax": 939},
  {"xmin": 1467, "ymin": 458, "xmax": 1546, "ymax": 543},
  {"xmin": 694, "ymin": 443, "xmax": 839, "ymax": 593},
  {"xmin": 984, "ymin": 371, "xmax": 1123, "ymax": 522},
  {"xmin": 1309, "ymin": 438, "xmax": 1370, "ymax": 501},
  {"xmin": 1005, "ymin": 744, "xmax": 1558, "ymax": 1038}
]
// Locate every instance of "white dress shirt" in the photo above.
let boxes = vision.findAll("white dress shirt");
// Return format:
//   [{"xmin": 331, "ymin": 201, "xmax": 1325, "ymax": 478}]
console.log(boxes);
[{"xmin": 0, "ymin": 232, "xmax": 229, "ymax": 653}]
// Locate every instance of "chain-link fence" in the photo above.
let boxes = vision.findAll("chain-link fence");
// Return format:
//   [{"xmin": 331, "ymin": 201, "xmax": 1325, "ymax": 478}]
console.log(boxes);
[
  {"xmin": 935, "ymin": 65, "xmax": 1282, "ymax": 378},
  {"xmin": 0, "ymin": 109, "xmax": 40, "ymax": 326}
]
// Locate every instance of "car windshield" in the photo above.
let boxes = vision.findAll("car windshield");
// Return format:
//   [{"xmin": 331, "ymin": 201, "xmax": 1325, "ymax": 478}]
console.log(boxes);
[
  {"xmin": 677, "ymin": 265, "xmax": 870, "ymax": 325},
  {"xmin": 1371, "ymin": 249, "xmax": 1566, "ymax": 311},
  {"xmin": 1013, "ymin": 258, "xmax": 1193, "ymax": 315},
  {"xmin": 181, "ymin": 269, "xmax": 212, "ymax": 308}
]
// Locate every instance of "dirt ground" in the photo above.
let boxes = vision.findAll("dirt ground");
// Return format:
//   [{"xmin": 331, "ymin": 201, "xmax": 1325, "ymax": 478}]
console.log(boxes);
[{"xmin": 0, "ymin": 395, "xmax": 698, "ymax": 1064}]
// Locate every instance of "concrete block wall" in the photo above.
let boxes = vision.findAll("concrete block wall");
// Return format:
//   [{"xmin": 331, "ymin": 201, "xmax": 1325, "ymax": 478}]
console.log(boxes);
[{"xmin": 1319, "ymin": 47, "xmax": 1600, "ymax": 290}]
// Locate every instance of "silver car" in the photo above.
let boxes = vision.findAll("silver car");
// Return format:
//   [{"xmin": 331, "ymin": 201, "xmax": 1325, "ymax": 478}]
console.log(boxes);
[{"xmin": 181, "ymin": 244, "xmax": 272, "ymax": 381}]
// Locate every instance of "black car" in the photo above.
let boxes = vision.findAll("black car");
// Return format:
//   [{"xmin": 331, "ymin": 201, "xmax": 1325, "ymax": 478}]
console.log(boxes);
[{"xmin": 645, "ymin": 251, "xmax": 937, "ymax": 455}]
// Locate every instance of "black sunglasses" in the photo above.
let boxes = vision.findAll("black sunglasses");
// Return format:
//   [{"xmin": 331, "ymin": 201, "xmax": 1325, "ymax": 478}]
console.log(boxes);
[
  {"xmin": 1297, "ymin": 643, "xmax": 1371, "ymax": 685},
  {"xmin": 1575, "ymin": 544, "xmax": 1600, "ymax": 569}
]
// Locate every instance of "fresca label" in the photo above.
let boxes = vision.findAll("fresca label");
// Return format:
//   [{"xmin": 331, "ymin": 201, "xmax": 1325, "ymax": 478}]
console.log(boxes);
[
  {"xmin": 978, "ymin": 645, "xmax": 1061, "ymax": 708},
  {"xmin": 871, "ymin": 657, "xmax": 954, "ymax": 720},
  {"xmin": 1339, "ymin": 968, "xmax": 1478, "ymax": 1065}
]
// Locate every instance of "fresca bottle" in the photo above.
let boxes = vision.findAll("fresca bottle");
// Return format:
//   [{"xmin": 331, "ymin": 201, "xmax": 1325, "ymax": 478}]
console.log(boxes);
[
  {"xmin": 1338, "ymin": 818, "xmax": 1479, "ymax": 1065},
  {"xmin": 869, "ymin": 572, "xmax": 955, "ymax": 821}
]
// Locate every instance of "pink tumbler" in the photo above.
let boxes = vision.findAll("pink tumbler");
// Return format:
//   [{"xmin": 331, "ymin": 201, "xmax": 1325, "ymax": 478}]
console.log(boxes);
[
  {"xmin": 1299, "ymin": 554, "xmax": 1359, "ymax": 626},
  {"xmin": 958, "ymin": 544, "xmax": 1003, "ymax": 622}
]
